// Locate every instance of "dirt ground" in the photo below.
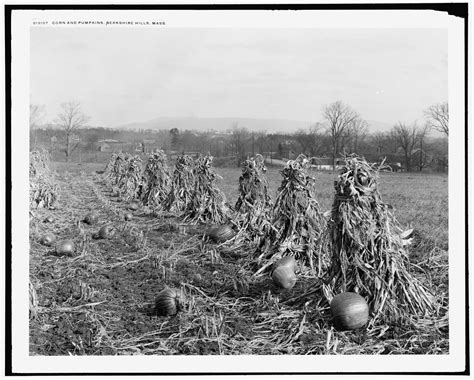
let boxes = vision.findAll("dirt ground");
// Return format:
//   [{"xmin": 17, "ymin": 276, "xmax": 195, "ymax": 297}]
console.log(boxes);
[{"xmin": 28, "ymin": 163, "xmax": 448, "ymax": 356}]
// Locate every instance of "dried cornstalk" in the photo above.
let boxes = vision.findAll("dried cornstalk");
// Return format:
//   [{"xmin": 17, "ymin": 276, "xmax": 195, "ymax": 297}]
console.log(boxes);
[
  {"xmin": 183, "ymin": 154, "xmax": 229, "ymax": 224},
  {"xmin": 140, "ymin": 151, "xmax": 171, "ymax": 209},
  {"xmin": 117, "ymin": 154, "xmax": 143, "ymax": 201},
  {"xmin": 164, "ymin": 154, "xmax": 195, "ymax": 213},
  {"xmin": 328, "ymin": 154, "xmax": 433, "ymax": 325},
  {"xmin": 103, "ymin": 153, "xmax": 118, "ymax": 178},
  {"xmin": 234, "ymin": 155, "xmax": 272, "ymax": 242},
  {"xmin": 256, "ymin": 155, "xmax": 326, "ymax": 275},
  {"xmin": 29, "ymin": 149, "xmax": 59, "ymax": 209}
]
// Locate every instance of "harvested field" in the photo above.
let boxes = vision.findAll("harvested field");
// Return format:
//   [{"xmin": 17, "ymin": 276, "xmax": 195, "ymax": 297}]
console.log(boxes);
[{"xmin": 29, "ymin": 161, "xmax": 448, "ymax": 356}]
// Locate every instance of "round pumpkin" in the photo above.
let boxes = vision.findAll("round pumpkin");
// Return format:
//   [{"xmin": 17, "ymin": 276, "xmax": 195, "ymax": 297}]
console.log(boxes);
[
  {"xmin": 155, "ymin": 288, "xmax": 180, "ymax": 316},
  {"xmin": 56, "ymin": 240, "xmax": 75, "ymax": 256},
  {"xmin": 330, "ymin": 292, "xmax": 369, "ymax": 330},
  {"xmin": 83, "ymin": 212, "xmax": 99, "ymax": 225},
  {"xmin": 98, "ymin": 224, "xmax": 115, "ymax": 239},
  {"xmin": 274, "ymin": 256, "xmax": 296, "ymax": 272},
  {"xmin": 40, "ymin": 232, "xmax": 56, "ymax": 247},
  {"xmin": 207, "ymin": 224, "xmax": 235, "ymax": 243},
  {"xmin": 43, "ymin": 215, "xmax": 54, "ymax": 223},
  {"xmin": 124, "ymin": 212, "xmax": 133, "ymax": 221},
  {"xmin": 272, "ymin": 266, "xmax": 297, "ymax": 290}
]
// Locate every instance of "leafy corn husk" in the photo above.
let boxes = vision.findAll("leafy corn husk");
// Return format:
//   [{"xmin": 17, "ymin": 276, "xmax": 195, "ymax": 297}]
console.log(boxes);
[
  {"xmin": 234, "ymin": 155, "xmax": 272, "ymax": 243},
  {"xmin": 164, "ymin": 154, "xmax": 196, "ymax": 213},
  {"xmin": 327, "ymin": 154, "xmax": 434, "ymax": 326},
  {"xmin": 256, "ymin": 155, "xmax": 326, "ymax": 275},
  {"xmin": 183, "ymin": 154, "xmax": 229, "ymax": 224},
  {"xmin": 140, "ymin": 150, "xmax": 171, "ymax": 210}
]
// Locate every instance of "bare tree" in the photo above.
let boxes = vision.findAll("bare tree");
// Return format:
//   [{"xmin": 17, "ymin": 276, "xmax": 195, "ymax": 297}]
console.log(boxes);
[
  {"xmin": 415, "ymin": 124, "xmax": 431, "ymax": 171},
  {"xmin": 348, "ymin": 118, "xmax": 368, "ymax": 154},
  {"xmin": 230, "ymin": 125, "xmax": 250, "ymax": 166},
  {"xmin": 307, "ymin": 122, "xmax": 328, "ymax": 157},
  {"xmin": 390, "ymin": 122, "xmax": 418, "ymax": 171},
  {"xmin": 322, "ymin": 101, "xmax": 359, "ymax": 169},
  {"xmin": 30, "ymin": 104, "xmax": 45, "ymax": 129},
  {"xmin": 55, "ymin": 101, "xmax": 89, "ymax": 162},
  {"xmin": 30, "ymin": 104, "xmax": 45, "ymax": 150},
  {"xmin": 424, "ymin": 102, "xmax": 448, "ymax": 136},
  {"xmin": 294, "ymin": 129, "xmax": 312, "ymax": 156}
]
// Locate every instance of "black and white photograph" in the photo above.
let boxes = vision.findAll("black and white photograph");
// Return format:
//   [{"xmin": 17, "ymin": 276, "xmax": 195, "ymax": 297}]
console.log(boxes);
[{"xmin": 6, "ymin": 4, "xmax": 468, "ymax": 376}]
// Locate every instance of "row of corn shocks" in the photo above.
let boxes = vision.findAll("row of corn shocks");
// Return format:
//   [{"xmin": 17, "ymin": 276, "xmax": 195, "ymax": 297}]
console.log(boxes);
[{"xmin": 101, "ymin": 151, "xmax": 434, "ymax": 328}]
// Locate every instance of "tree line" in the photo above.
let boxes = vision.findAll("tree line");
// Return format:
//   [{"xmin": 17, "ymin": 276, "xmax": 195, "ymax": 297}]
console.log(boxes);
[{"xmin": 30, "ymin": 100, "xmax": 449, "ymax": 172}]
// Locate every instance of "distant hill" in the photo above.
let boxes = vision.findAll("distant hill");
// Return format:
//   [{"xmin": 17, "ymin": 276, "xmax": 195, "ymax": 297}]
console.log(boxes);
[
  {"xmin": 116, "ymin": 117, "xmax": 313, "ymax": 134},
  {"xmin": 115, "ymin": 116, "xmax": 396, "ymax": 134}
]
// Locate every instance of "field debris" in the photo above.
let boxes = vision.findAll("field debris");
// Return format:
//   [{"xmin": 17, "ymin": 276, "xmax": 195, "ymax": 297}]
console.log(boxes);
[{"xmin": 327, "ymin": 154, "xmax": 434, "ymax": 326}]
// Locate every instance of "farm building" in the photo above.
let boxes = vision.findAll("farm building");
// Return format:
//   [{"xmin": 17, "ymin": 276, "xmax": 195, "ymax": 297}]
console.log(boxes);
[
  {"xmin": 96, "ymin": 139, "xmax": 128, "ymax": 152},
  {"xmin": 310, "ymin": 157, "xmax": 345, "ymax": 170}
]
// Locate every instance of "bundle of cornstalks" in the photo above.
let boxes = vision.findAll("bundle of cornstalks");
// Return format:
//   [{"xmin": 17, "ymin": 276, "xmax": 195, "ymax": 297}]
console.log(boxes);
[
  {"xmin": 183, "ymin": 154, "xmax": 229, "ymax": 224},
  {"xmin": 164, "ymin": 154, "xmax": 195, "ymax": 213},
  {"xmin": 256, "ymin": 155, "xmax": 326, "ymax": 275},
  {"xmin": 234, "ymin": 155, "xmax": 272, "ymax": 242},
  {"xmin": 109, "ymin": 153, "xmax": 128, "ymax": 185},
  {"xmin": 140, "ymin": 150, "xmax": 171, "ymax": 209},
  {"xmin": 29, "ymin": 149, "xmax": 52, "ymax": 178},
  {"xmin": 29, "ymin": 149, "xmax": 59, "ymax": 209},
  {"xmin": 327, "ymin": 154, "xmax": 433, "ymax": 325},
  {"xmin": 103, "ymin": 153, "xmax": 118, "ymax": 179},
  {"xmin": 117, "ymin": 154, "xmax": 143, "ymax": 201}
]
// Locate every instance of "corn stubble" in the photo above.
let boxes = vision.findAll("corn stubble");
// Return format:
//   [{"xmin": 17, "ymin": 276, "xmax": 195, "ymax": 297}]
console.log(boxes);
[{"xmin": 328, "ymin": 155, "xmax": 434, "ymax": 325}]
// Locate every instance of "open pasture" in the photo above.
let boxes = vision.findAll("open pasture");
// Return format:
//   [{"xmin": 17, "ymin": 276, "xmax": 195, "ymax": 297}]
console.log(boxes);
[{"xmin": 29, "ymin": 161, "xmax": 448, "ymax": 356}]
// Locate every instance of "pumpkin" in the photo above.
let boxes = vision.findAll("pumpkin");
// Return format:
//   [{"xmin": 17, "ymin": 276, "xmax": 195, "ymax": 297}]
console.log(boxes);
[
  {"xmin": 56, "ymin": 240, "xmax": 75, "ymax": 256},
  {"xmin": 83, "ymin": 212, "xmax": 99, "ymax": 225},
  {"xmin": 272, "ymin": 266, "xmax": 297, "ymax": 290},
  {"xmin": 330, "ymin": 292, "xmax": 369, "ymax": 330},
  {"xmin": 273, "ymin": 256, "xmax": 296, "ymax": 272},
  {"xmin": 98, "ymin": 224, "xmax": 115, "ymax": 239},
  {"xmin": 155, "ymin": 288, "xmax": 181, "ymax": 316},
  {"xmin": 43, "ymin": 216, "xmax": 54, "ymax": 223},
  {"xmin": 207, "ymin": 224, "xmax": 235, "ymax": 243},
  {"xmin": 40, "ymin": 232, "xmax": 56, "ymax": 246},
  {"xmin": 124, "ymin": 212, "xmax": 133, "ymax": 221}
]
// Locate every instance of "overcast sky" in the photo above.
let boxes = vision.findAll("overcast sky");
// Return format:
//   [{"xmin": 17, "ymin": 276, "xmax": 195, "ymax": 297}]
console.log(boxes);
[{"xmin": 30, "ymin": 27, "xmax": 447, "ymax": 129}]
